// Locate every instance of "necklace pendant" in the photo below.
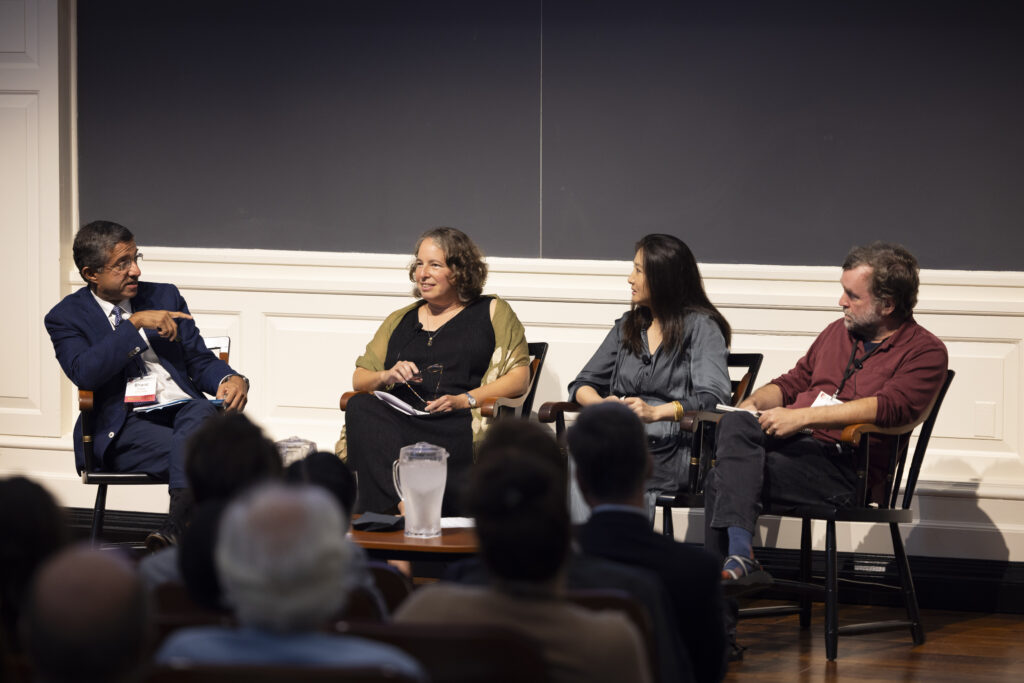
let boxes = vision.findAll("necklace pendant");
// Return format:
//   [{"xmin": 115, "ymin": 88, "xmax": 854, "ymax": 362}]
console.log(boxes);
[{"xmin": 427, "ymin": 337, "xmax": 433, "ymax": 347}]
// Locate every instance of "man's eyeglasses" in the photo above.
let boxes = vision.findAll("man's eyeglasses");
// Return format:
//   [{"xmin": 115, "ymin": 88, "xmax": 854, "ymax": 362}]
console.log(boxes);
[{"xmin": 101, "ymin": 252, "xmax": 143, "ymax": 274}]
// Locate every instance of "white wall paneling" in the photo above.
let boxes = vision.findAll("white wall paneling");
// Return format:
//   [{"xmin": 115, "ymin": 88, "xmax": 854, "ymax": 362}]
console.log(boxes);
[
  {"xmin": 0, "ymin": 0, "xmax": 62, "ymax": 439},
  {"xmin": 6, "ymin": 245, "xmax": 1021, "ymax": 562}
]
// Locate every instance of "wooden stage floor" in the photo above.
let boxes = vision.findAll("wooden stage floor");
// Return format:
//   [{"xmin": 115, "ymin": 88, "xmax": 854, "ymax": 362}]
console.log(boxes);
[{"xmin": 727, "ymin": 601, "xmax": 1024, "ymax": 682}]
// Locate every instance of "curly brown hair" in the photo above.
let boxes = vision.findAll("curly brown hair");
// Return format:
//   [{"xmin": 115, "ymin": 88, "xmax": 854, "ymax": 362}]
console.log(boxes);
[
  {"xmin": 842, "ymin": 242, "xmax": 919, "ymax": 321},
  {"xmin": 408, "ymin": 227, "xmax": 488, "ymax": 303}
]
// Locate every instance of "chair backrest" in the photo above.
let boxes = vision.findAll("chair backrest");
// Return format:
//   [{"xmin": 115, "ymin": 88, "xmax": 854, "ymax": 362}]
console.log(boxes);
[
  {"xmin": 152, "ymin": 582, "xmax": 234, "ymax": 645},
  {"xmin": 726, "ymin": 352, "xmax": 763, "ymax": 406},
  {"xmin": 844, "ymin": 369, "xmax": 954, "ymax": 509},
  {"xmin": 519, "ymin": 342, "xmax": 549, "ymax": 417},
  {"xmin": 337, "ymin": 621, "xmax": 549, "ymax": 683},
  {"xmin": 366, "ymin": 561, "xmax": 414, "ymax": 615},
  {"xmin": 565, "ymin": 589, "xmax": 655, "ymax": 676},
  {"xmin": 203, "ymin": 335, "xmax": 231, "ymax": 362},
  {"xmin": 342, "ymin": 585, "xmax": 387, "ymax": 622},
  {"xmin": 895, "ymin": 369, "xmax": 955, "ymax": 509},
  {"xmin": 145, "ymin": 663, "xmax": 421, "ymax": 683}
]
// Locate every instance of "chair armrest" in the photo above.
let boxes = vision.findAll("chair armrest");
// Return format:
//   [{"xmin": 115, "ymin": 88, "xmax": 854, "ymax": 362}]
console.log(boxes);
[
  {"xmin": 840, "ymin": 422, "xmax": 912, "ymax": 444},
  {"xmin": 480, "ymin": 394, "xmax": 528, "ymax": 419},
  {"xmin": 688, "ymin": 409, "xmax": 729, "ymax": 426},
  {"xmin": 339, "ymin": 391, "xmax": 370, "ymax": 411},
  {"xmin": 79, "ymin": 389, "xmax": 94, "ymax": 412},
  {"xmin": 538, "ymin": 401, "xmax": 582, "ymax": 423},
  {"xmin": 680, "ymin": 407, "xmax": 728, "ymax": 432}
]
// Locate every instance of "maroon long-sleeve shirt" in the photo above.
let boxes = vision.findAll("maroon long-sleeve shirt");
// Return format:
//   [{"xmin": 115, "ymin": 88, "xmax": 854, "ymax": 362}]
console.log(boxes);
[{"xmin": 770, "ymin": 316, "xmax": 948, "ymax": 501}]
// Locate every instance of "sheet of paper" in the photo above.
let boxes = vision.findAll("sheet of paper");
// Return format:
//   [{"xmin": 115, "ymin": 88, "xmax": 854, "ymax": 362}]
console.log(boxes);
[
  {"xmin": 715, "ymin": 403, "xmax": 760, "ymax": 416},
  {"xmin": 373, "ymin": 390, "xmax": 429, "ymax": 416}
]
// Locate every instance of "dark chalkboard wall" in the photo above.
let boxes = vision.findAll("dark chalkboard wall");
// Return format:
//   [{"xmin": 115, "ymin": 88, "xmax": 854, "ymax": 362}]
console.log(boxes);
[{"xmin": 78, "ymin": 1, "xmax": 1024, "ymax": 268}]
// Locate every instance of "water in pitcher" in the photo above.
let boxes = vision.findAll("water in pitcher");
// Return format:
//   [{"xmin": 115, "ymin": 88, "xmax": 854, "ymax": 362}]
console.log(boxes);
[{"xmin": 398, "ymin": 457, "xmax": 447, "ymax": 538}]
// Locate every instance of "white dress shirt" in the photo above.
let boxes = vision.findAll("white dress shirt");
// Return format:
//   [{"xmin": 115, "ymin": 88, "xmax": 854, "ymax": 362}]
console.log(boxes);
[{"xmin": 92, "ymin": 291, "xmax": 192, "ymax": 405}]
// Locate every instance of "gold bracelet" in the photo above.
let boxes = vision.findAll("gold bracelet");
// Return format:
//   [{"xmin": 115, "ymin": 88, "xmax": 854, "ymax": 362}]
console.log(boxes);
[{"xmin": 673, "ymin": 401, "xmax": 684, "ymax": 422}]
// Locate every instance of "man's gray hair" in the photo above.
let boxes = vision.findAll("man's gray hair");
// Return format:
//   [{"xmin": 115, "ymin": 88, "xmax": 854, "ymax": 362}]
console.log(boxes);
[{"xmin": 215, "ymin": 483, "xmax": 353, "ymax": 632}]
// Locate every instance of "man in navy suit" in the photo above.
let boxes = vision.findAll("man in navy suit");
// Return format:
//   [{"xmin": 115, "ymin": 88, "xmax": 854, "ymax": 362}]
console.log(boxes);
[
  {"xmin": 44, "ymin": 220, "xmax": 249, "ymax": 548},
  {"xmin": 570, "ymin": 402, "xmax": 729, "ymax": 683}
]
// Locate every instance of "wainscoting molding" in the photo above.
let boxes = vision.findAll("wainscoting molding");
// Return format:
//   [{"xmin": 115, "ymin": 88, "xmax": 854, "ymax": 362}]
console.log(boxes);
[{"xmin": 4, "ymin": 245, "xmax": 1024, "ymax": 564}]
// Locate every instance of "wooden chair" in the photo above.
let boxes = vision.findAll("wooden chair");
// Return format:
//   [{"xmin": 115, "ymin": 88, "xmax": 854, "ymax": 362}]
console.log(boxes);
[
  {"xmin": 340, "ymin": 342, "xmax": 548, "ymax": 419},
  {"xmin": 341, "ymin": 585, "xmax": 388, "ymax": 622},
  {"xmin": 566, "ymin": 589, "xmax": 657, "ymax": 680},
  {"xmin": 480, "ymin": 341, "xmax": 548, "ymax": 418},
  {"xmin": 742, "ymin": 369, "xmax": 955, "ymax": 660},
  {"xmin": 340, "ymin": 562, "xmax": 414, "ymax": 621},
  {"xmin": 145, "ymin": 663, "xmax": 422, "ymax": 682},
  {"xmin": 336, "ymin": 621, "xmax": 549, "ymax": 683},
  {"xmin": 367, "ymin": 561, "xmax": 414, "ymax": 614},
  {"xmin": 78, "ymin": 337, "xmax": 231, "ymax": 544},
  {"xmin": 656, "ymin": 352, "xmax": 762, "ymax": 536},
  {"xmin": 151, "ymin": 581, "xmax": 234, "ymax": 646}
]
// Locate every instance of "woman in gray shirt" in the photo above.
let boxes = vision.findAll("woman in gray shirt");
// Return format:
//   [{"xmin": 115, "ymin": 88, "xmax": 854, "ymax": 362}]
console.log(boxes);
[{"xmin": 568, "ymin": 234, "xmax": 732, "ymax": 501}]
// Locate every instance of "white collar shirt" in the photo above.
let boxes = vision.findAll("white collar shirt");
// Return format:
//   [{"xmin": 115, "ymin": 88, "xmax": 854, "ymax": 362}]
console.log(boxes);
[{"xmin": 91, "ymin": 291, "xmax": 192, "ymax": 405}]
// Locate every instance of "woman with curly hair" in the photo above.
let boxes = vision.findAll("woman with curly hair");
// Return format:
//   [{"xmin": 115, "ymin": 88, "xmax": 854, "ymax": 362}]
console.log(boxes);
[{"xmin": 344, "ymin": 227, "xmax": 530, "ymax": 515}]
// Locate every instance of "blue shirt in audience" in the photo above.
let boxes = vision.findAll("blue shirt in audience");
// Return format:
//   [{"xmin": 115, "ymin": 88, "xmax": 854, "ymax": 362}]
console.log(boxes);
[{"xmin": 156, "ymin": 626, "xmax": 426, "ymax": 680}]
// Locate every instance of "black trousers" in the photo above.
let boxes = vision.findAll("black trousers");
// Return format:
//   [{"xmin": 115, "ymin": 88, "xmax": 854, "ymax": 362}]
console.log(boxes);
[
  {"xmin": 703, "ymin": 411, "xmax": 858, "ymax": 560},
  {"xmin": 345, "ymin": 393, "xmax": 473, "ymax": 516}
]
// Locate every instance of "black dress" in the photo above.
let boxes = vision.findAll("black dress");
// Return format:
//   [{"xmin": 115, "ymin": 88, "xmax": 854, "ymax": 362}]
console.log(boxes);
[{"xmin": 346, "ymin": 297, "xmax": 495, "ymax": 515}]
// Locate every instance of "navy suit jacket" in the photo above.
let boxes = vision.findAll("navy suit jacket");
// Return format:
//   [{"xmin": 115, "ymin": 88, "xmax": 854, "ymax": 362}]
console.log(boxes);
[
  {"xmin": 44, "ymin": 282, "xmax": 234, "ymax": 472},
  {"xmin": 578, "ymin": 509, "xmax": 728, "ymax": 683}
]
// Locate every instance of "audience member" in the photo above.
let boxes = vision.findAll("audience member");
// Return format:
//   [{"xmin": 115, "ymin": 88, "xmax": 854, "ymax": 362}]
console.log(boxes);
[
  {"xmin": 285, "ymin": 451, "xmax": 357, "ymax": 517},
  {"xmin": 396, "ymin": 445, "xmax": 652, "ymax": 683},
  {"xmin": 0, "ymin": 477, "xmax": 67, "ymax": 672},
  {"xmin": 138, "ymin": 411, "xmax": 282, "ymax": 596},
  {"xmin": 23, "ymin": 547, "xmax": 150, "ymax": 683},
  {"xmin": 155, "ymin": 483, "xmax": 424, "ymax": 678},
  {"xmin": 285, "ymin": 452, "xmax": 387, "ymax": 617},
  {"xmin": 570, "ymin": 402, "xmax": 728, "ymax": 683},
  {"xmin": 444, "ymin": 419, "xmax": 692, "ymax": 682}
]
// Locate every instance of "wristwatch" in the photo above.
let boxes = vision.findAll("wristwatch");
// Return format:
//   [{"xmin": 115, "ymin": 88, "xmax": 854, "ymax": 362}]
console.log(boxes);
[
  {"xmin": 221, "ymin": 373, "xmax": 250, "ymax": 390},
  {"xmin": 464, "ymin": 392, "xmax": 478, "ymax": 408}
]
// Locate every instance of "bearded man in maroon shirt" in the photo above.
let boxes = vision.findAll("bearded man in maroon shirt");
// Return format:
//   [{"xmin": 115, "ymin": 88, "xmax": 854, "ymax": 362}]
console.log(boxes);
[{"xmin": 704, "ymin": 242, "xmax": 948, "ymax": 583}]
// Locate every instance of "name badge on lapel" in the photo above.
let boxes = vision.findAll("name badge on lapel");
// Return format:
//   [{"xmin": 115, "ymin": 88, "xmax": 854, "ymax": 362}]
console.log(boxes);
[{"xmin": 125, "ymin": 375, "xmax": 157, "ymax": 404}]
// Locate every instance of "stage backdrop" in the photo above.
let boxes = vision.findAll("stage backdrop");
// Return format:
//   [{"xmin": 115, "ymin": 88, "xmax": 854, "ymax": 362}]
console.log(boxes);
[{"xmin": 78, "ymin": 0, "xmax": 1024, "ymax": 268}]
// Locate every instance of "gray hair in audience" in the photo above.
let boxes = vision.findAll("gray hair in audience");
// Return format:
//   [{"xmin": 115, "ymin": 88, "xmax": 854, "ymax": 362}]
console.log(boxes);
[{"xmin": 215, "ymin": 483, "xmax": 353, "ymax": 632}]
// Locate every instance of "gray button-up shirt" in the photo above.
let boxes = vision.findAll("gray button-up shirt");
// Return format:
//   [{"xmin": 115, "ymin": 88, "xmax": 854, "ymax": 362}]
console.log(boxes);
[{"xmin": 569, "ymin": 311, "xmax": 731, "ymax": 492}]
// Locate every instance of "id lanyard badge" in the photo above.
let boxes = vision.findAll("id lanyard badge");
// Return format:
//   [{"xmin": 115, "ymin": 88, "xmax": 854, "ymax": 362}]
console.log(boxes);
[
  {"xmin": 123, "ymin": 354, "xmax": 156, "ymax": 405},
  {"xmin": 124, "ymin": 375, "xmax": 157, "ymax": 404}
]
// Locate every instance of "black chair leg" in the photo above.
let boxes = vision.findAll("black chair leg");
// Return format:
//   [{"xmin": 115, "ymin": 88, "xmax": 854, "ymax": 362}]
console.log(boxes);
[
  {"xmin": 799, "ymin": 517, "xmax": 812, "ymax": 629},
  {"xmin": 825, "ymin": 520, "xmax": 838, "ymax": 661},
  {"xmin": 90, "ymin": 484, "xmax": 107, "ymax": 546},
  {"xmin": 662, "ymin": 504, "xmax": 674, "ymax": 537},
  {"xmin": 890, "ymin": 522, "xmax": 925, "ymax": 645}
]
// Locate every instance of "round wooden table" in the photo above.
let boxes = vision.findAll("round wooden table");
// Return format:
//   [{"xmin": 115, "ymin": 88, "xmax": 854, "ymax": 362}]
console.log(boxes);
[{"xmin": 349, "ymin": 524, "xmax": 478, "ymax": 562}]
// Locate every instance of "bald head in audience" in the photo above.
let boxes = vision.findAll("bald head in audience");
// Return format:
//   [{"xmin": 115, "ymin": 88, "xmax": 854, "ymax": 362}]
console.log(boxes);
[{"xmin": 24, "ymin": 547, "xmax": 150, "ymax": 683}]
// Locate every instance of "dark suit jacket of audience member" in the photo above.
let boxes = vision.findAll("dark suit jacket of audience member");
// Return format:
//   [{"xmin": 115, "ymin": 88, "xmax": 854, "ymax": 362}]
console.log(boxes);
[
  {"xmin": 444, "ymin": 550, "xmax": 694, "ymax": 683},
  {"xmin": 578, "ymin": 509, "xmax": 728, "ymax": 683}
]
